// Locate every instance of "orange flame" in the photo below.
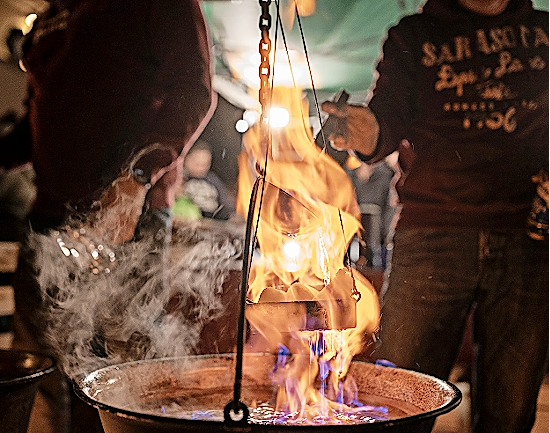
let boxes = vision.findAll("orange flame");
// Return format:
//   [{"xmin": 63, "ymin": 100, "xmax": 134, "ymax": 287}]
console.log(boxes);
[{"xmin": 237, "ymin": 86, "xmax": 380, "ymax": 420}]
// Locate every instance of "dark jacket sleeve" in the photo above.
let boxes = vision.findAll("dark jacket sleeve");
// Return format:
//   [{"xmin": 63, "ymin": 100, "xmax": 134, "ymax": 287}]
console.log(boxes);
[
  {"xmin": 134, "ymin": 0, "xmax": 216, "ymax": 177},
  {"xmin": 363, "ymin": 18, "xmax": 419, "ymax": 163}
]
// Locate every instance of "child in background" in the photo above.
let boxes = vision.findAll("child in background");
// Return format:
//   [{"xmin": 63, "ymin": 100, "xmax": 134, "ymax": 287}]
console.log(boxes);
[{"xmin": 175, "ymin": 140, "xmax": 237, "ymax": 221}]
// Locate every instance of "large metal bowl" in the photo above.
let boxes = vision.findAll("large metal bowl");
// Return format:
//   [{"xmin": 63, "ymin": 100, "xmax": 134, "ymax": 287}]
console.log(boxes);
[{"xmin": 75, "ymin": 353, "xmax": 460, "ymax": 433}]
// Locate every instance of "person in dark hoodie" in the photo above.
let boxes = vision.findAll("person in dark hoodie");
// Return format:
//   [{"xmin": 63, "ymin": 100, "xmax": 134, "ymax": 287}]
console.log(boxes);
[
  {"xmin": 0, "ymin": 0, "xmax": 216, "ymax": 432},
  {"xmin": 322, "ymin": 0, "xmax": 548, "ymax": 432}
]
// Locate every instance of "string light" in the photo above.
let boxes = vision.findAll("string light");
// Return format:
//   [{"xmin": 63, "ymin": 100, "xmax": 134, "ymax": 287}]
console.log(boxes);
[
  {"xmin": 235, "ymin": 119, "xmax": 249, "ymax": 133},
  {"xmin": 268, "ymin": 107, "xmax": 290, "ymax": 127}
]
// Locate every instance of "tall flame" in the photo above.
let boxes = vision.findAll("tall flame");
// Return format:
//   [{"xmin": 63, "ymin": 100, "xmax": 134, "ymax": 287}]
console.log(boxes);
[{"xmin": 237, "ymin": 86, "xmax": 380, "ymax": 421}]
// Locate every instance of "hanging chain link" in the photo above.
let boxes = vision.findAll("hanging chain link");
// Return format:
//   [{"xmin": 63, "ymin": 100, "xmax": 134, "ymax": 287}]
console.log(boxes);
[
  {"xmin": 224, "ymin": 3, "xmax": 274, "ymax": 423},
  {"xmin": 258, "ymin": 0, "xmax": 272, "ymax": 169},
  {"xmin": 258, "ymin": 0, "xmax": 272, "ymax": 117}
]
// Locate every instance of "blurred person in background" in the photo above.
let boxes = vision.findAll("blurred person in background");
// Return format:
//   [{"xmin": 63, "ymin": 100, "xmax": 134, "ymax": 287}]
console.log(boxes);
[
  {"xmin": 175, "ymin": 139, "xmax": 238, "ymax": 221},
  {"xmin": 321, "ymin": 0, "xmax": 548, "ymax": 432},
  {"xmin": 0, "ymin": 0, "xmax": 216, "ymax": 432},
  {"xmin": 346, "ymin": 152, "xmax": 400, "ymax": 270}
]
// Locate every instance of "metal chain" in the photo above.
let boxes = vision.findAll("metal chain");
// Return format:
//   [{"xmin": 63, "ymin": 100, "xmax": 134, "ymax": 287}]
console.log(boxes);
[
  {"xmin": 258, "ymin": 0, "xmax": 272, "ymax": 118},
  {"xmin": 258, "ymin": 0, "xmax": 272, "ymax": 167},
  {"xmin": 224, "ymin": 2, "xmax": 273, "ymax": 427}
]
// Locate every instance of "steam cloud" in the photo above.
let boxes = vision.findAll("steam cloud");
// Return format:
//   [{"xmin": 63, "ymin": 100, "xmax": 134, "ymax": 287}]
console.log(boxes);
[{"xmin": 30, "ymin": 218, "xmax": 243, "ymax": 379}]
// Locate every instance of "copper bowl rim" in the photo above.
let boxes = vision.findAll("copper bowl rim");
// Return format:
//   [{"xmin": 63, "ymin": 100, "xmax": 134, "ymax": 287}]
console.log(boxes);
[
  {"xmin": 74, "ymin": 353, "xmax": 462, "ymax": 431},
  {"xmin": 0, "ymin": 349, "xmax": 56, "ymax": 387}
]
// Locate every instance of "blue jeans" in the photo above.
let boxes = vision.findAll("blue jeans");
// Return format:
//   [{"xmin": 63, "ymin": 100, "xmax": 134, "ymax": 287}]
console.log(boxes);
[{"xmin": 375, "ymin": 228, "xmax": 548, "ymax": 433}]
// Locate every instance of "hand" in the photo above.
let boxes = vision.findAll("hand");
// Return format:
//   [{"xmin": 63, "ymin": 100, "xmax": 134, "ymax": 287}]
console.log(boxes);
[
  {"xmin": 321, "ymin": 101, "xmax": 380, "ymax": 156},
  {"xmin": 90, "ymin": 171, "xmax": 150, "ymax": 243},
  {"xmin": 147, "ymin": 157, "xmax": 184, "ymax": 209}
]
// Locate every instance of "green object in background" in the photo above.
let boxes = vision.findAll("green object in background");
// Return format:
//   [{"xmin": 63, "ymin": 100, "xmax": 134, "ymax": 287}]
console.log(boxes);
[
  {"xmin": 202, "ymin": 0, "xmax": 549, "ymax": 97},
  {"xmin": 173, "ymin": 196, "xmax": 202, "ymax": 220}
]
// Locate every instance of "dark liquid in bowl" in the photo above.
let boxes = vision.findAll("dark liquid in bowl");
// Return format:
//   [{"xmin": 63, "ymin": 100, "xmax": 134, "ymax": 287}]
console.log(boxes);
[{"xmin": 130, "ymin": 386, "xmax": 422, "ymax": 425}]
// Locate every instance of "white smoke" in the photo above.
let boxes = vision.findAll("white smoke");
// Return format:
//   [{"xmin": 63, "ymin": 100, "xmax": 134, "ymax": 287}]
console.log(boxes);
[{"xmin": 30, "ymin": 218, "xmax": 244, "ymax": 379}]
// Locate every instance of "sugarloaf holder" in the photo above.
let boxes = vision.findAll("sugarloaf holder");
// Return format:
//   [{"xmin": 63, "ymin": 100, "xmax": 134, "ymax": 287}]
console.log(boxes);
[{"xmin": 75, "ymin": 1, "xmax": 461, "ymax": 432}]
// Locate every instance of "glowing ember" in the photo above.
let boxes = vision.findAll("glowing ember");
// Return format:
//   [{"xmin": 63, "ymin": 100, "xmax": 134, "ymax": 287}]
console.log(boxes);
[{"xmin": 236, "ymin": 85, "xmax": 380, "ymax": 423}]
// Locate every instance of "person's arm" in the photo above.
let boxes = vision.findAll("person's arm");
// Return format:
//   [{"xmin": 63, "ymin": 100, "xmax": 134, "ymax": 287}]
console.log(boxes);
[
  {"xmin": 131, "ymin": 0, "xmax": 216, "ymax": 186},
  {"xmin": 89, "ymin": 170, "xmax": 151, "ymax": 243},
  {"xmin": 321, "ymin": 20, "xmax": 418, "ymax": 163},
  {"xmin": 91, "ymin": 0, "xmax": 216, "ymax": 241}
]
